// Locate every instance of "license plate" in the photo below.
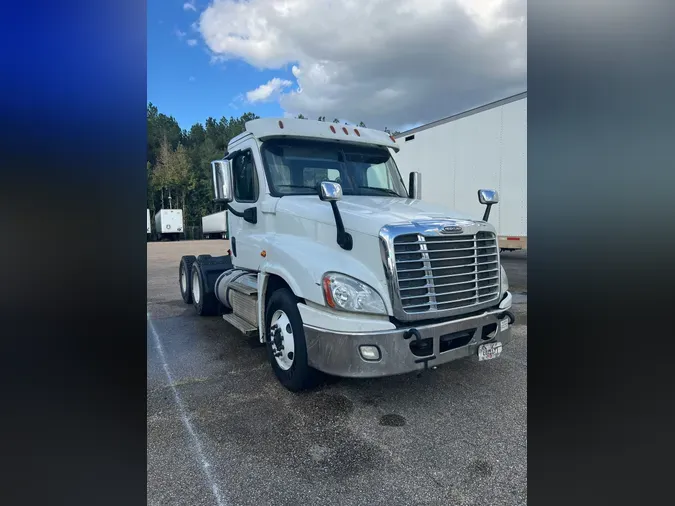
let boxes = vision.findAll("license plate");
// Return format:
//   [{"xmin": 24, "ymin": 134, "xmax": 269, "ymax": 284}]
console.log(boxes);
[
  {"xmin": 500, "ymin": 318, "xmax": 509, "ymax": 332},
  {"xmin": 478, "ymin": 342, "xmax": 503, "ymax": 361}
]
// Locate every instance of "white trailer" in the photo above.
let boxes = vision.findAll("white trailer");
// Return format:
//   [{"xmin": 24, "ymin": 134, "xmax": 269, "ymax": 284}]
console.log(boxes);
[
  {"xmin": 201, "ymin": 210, "xmax": 228, "ymax": 239},
  {"xmin": 154, "ymin": 209, "xmax": 184, "ymax": 241},
  {"xmin": 147, "ymin": 209, "xmax": 151, "ymax": 235},
  {"xmin": 393, "ymin": 92, "xmax": 527, "ymax": 250}
]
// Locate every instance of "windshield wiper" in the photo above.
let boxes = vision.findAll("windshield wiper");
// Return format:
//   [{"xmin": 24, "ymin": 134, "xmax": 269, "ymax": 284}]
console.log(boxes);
[
  {"xmin": 276, "ymin": 184, "xmax": 318, "ymax": 192},
  {"xmin": 358, "ymin": 186, "xmax": 404, "ymax": 197}
]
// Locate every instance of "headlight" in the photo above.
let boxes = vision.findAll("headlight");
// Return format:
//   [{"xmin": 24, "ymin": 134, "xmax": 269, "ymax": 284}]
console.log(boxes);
[
  {"xmin": 322, "ymin": 272, "xmax": 386, "ymax": 315},
  {"xmin": 500, "ymin": 265, "xmax": 509, "ymax": 294}
]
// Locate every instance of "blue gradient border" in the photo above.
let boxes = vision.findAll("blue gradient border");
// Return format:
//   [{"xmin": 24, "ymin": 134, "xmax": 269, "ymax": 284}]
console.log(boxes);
[{"xmin": 1, "ymin": 2, "xmax": 147, "ymax": 505}]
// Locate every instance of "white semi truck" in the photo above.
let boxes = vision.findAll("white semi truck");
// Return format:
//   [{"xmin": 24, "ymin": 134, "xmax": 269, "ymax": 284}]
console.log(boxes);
[
  {"xmin": 154, "ymin": 209, "xmax": 184, "ymax": 241},
  {"xmin": 178, "ymin": 118, "xmax": 515, "ymax": 391},
  {"xmin": 393, "ymin": 92, "xmax": 527, "ymax": 251},
  {"xmin": 201, "ymin": 210, "xmax": 228, "ymax": 239}
]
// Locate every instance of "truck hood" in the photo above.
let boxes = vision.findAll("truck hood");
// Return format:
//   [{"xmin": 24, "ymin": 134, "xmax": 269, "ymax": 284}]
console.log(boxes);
[{"xmin": 276, "ymin": 195, "xmax": 480, "ymax": 237}]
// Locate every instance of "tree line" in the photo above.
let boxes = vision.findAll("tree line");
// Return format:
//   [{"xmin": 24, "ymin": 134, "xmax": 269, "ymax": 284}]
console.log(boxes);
[{"xmin": 147, "ymin": 103, "xmax": 400, "ymax": 226}]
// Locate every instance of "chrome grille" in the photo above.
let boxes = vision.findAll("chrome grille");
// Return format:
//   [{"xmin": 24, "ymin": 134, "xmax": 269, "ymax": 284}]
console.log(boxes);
[{"xmin": 393, "ymin": 231, "xmax": 500, "ymax": 314}]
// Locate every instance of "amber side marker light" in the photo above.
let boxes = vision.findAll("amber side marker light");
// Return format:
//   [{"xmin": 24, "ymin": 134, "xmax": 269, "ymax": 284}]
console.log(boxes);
[{"xmin": 322, "ymin": 277, "xmax": 336, "ymax": 308}]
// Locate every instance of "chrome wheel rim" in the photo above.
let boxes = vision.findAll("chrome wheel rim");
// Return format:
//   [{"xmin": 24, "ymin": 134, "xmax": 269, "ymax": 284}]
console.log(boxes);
[
  {"xmin": 180, "ymin": 265, "xmax": 187, "ymax": 293},
  {"xmin": 270, "ymin": 310, "xmax": 295, "ymax": 371},
  {"xmin": 192, "ymin": 270, "xmax": 201, "ymax": 304}
]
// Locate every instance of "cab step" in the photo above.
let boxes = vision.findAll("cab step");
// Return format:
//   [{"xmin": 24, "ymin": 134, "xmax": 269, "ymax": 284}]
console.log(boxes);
[{"xmin": 222, "ymin": 312, "xmax": 259, "ymax": 338}]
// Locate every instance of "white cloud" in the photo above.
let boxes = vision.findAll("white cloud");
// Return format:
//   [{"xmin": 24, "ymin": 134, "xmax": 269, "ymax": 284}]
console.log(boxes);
[
  {"xmin": 175, "ymin": 29, "xmax": 186, "ymax": 39},
  {"xmin": 189, "ymin": 76, "xmax": 196, "ymax": 82},
  {"xmin": 229, "ymin": 93, "xmax": 245, "ymax": 110},
  {"xmin": 245, "ymin": 78, "xmax": 293, "ymax": 103},
  {"xmin": 184, "ymin": 1, "xmax": 197, "ymax": 11},
  {"xmin": 199, "ymin": 0, "xmax": 526, "ymax": 129},
  {"xmin": 187, "ymin": 39, "xmax": 198, "ymax": 47}
]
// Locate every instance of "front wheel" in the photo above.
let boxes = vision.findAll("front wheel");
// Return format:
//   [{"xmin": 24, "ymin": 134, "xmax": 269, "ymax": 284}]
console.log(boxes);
[{"xmin": 265, "ymin": 288, "xmax": 323, "ymax": 392}]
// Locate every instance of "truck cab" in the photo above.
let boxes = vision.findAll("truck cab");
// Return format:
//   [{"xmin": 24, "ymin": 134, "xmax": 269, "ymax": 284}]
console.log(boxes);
[{"xmin": 178, "ymin": 118, "xmax": 514, "ymax": 391}]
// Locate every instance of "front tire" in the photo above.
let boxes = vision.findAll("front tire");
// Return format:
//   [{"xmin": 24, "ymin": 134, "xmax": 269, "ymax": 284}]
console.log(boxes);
[
  {"xmin": 265, "ymin": 288, "xmax": 323, "ymax": 392},
  {"xmin": 191, "ymin": 262, "xmax": 219, "ymax": 316}
]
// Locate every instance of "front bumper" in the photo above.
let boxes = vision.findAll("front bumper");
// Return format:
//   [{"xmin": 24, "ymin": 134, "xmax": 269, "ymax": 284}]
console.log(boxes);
[{"xmin": 304, "ymin": 304, "xmax": 515, "ymax": 378}]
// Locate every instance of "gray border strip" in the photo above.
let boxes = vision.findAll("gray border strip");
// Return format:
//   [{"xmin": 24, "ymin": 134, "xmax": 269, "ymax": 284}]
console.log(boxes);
[{"xmin": 394, "ymin": 91, "xmax": 527, "ymax": 139}]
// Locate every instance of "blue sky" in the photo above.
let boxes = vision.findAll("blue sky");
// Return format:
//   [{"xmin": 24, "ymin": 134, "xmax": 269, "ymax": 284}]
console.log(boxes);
[
  {"xmin": 148, "ymin": 0, "xmax": 293, "ymax": 129},
  {"xmin": 147, "ymin": 0, "xmax": 526, "ymax": 132}
]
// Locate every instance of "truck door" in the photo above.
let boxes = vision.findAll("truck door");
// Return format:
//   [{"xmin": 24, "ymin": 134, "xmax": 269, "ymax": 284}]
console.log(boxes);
[{"xmin": 228, "ymin": 144, "xmax": 263, "ymax": 270}]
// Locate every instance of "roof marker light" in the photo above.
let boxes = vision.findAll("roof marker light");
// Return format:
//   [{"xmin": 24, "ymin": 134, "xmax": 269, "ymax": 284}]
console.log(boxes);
[
  {"xmin": 330, "ymin": 125, "xmax": 336, "ymax": 133},
  {"xmin": 278, "ymin": 120, "xmax": 284, "ymax": 129},
  {"xmin": 342, "ymin": 127, "xmax": 349, "ymax": 135},
  {"xmin": 354, "ymin": 129, "xmax": 361, "ymax": 136},
  {"xmin": 389, "ymin": 135, "xmax": 396, "ymax": 142}
]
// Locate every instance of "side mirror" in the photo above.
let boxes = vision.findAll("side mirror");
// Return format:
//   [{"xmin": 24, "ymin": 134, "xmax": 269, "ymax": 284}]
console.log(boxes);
[
  {"xmin": 477, "ymin": 188, "xmax": 499, "ymax": 221},
  {"xmin": 211, "ymin": 160, "xmax": 233, "ymax": 203},
  {"xmin": 319, "ymin": 181, "xmax": 343, "ymax": 202},
  {"xmin": 478, "ymin": 189, "xmax": 499, "ymax": 205},
  {"xmin": 408, "ymin": 172, "xmax": 421, "ymax": 199}
]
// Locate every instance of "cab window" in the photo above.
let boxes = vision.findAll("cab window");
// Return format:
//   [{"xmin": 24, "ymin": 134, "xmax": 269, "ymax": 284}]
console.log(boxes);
[{"xmin": 232, "ymin": 150, "xmax": 259, "ymax": 202}]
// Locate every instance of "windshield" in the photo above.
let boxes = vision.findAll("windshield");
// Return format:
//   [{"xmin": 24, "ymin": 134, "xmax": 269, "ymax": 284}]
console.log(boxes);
[{"xmin": 260, "ymin": 138, "xmax": 408, "ymax": 197}]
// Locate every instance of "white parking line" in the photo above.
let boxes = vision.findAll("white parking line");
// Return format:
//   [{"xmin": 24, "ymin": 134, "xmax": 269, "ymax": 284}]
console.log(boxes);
[{"xmin": 148, "ymin": 316, "xmax": 227, "ymax": 506}]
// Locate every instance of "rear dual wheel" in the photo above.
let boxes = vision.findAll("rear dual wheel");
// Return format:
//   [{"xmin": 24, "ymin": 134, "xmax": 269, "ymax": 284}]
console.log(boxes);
[
  {"xmin": 179, "ymin": 255, "xmax": 196, "ymax": 303},
  {"xmin": 191, "ymin": 262, "xmax": 219, "ymax": 316}
]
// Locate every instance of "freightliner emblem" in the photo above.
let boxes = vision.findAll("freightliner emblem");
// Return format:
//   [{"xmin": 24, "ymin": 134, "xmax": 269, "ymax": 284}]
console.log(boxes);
[{"xmin": 440, "ymin": 225, "xmax": 463, "ymax": 234}]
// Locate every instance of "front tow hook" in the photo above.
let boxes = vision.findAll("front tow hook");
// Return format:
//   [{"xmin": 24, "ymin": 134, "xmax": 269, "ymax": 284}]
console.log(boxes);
[
  {"xmin": 403, "ymin": 328, "xmax": 436, "ymax": 377},
  {"xmin": 498, "ymin": 310, "xmax": 516, "ymax": 325}
]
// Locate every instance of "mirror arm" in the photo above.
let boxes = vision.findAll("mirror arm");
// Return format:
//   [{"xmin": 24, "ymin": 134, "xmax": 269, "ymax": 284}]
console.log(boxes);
[
  {"xmin": 318, "ymin": 181, "xmax": 351, "ymax": 250},
  {"xmin": 225, "ymin": 203, "xmax": 257, "ymax": 224},
  {"xmin": 329, "ymin": 201, "xmax": 352, "ymax": 250},
  {"xmin": 477, "ymin": 189, "xmax": 499, "ymax": 222}
]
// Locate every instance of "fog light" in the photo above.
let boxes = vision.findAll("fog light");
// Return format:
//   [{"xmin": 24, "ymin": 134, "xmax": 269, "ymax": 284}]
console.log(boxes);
[{"xmin": 359, "ymin": 345, "xmax": 380, "ymax": 361}]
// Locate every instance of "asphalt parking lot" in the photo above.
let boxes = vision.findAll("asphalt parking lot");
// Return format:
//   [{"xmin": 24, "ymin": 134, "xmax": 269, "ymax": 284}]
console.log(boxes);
[{"xmin": 147, "ymin": 241, "xmax": 527, "ymax": 506}]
